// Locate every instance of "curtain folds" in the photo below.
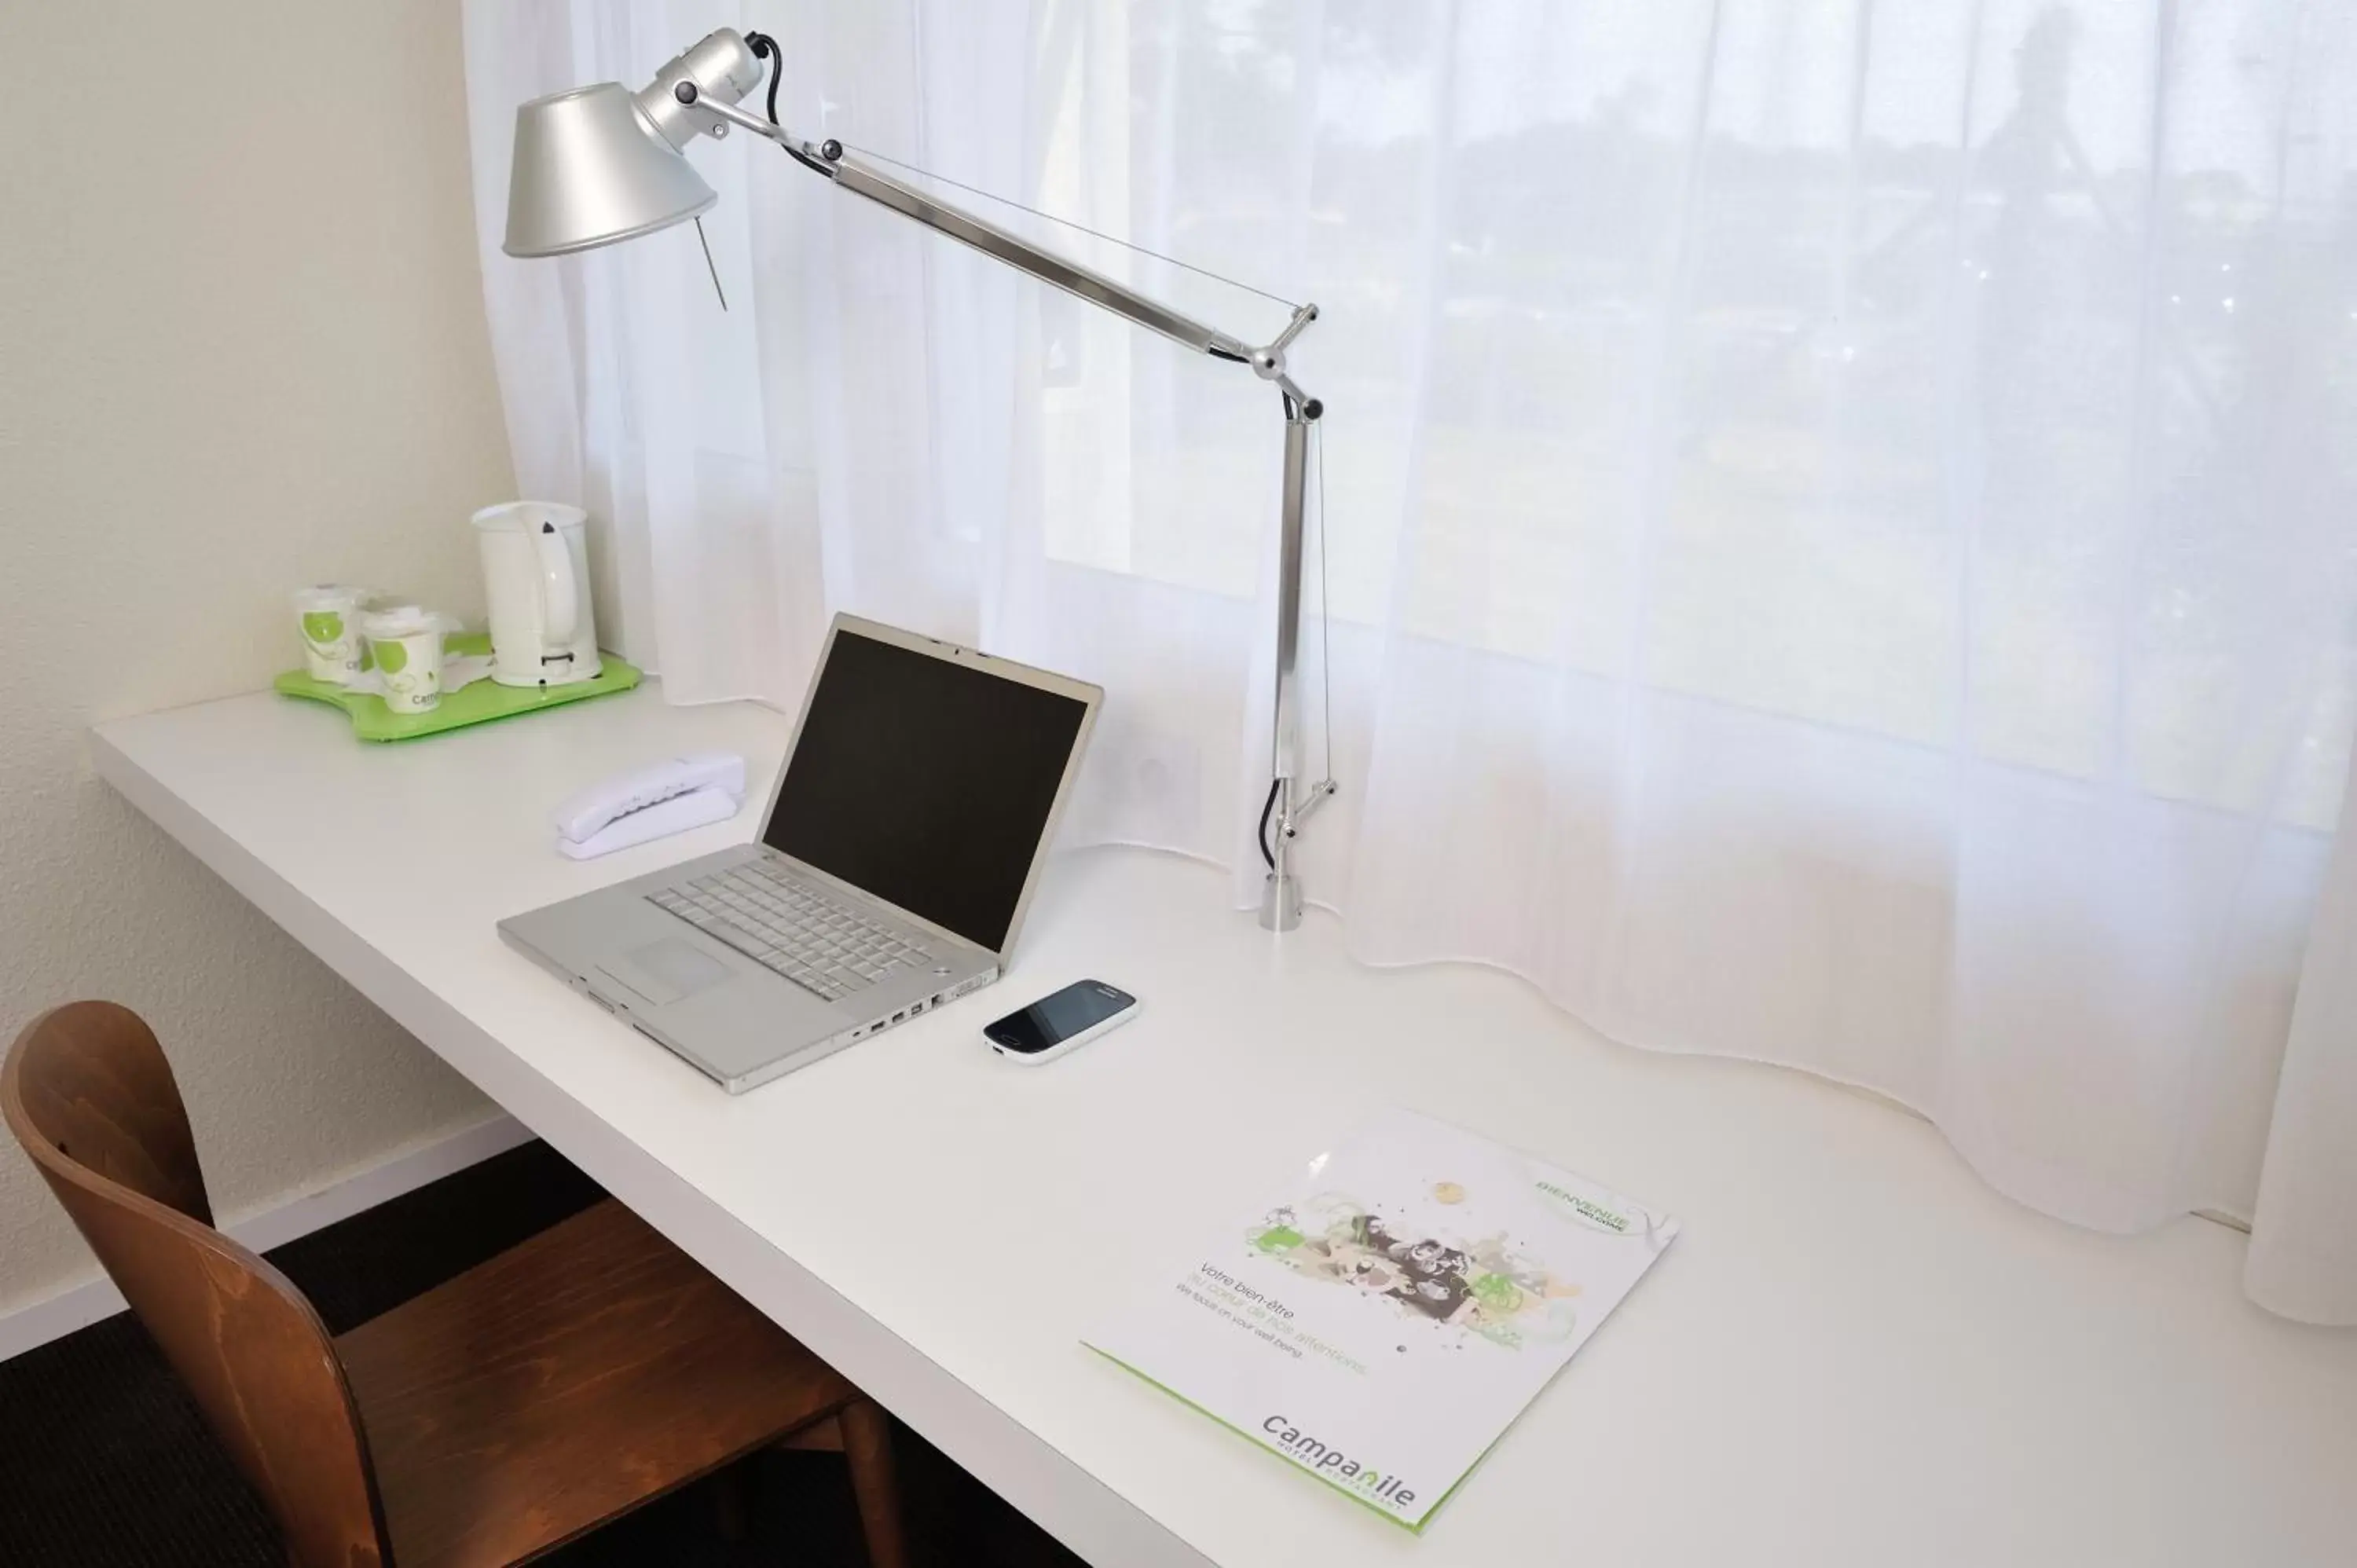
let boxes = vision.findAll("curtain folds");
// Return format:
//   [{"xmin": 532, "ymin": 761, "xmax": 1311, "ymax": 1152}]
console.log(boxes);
[{"xmin": 463, "ymin": 0, "xmax": 2357, "ymax": 1321}]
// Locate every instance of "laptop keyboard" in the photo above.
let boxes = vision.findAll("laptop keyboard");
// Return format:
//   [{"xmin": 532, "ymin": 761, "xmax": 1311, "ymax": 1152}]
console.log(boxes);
[{"xmin": 647, "ymin": 863, "xmax": 939, "ymax": 1003}]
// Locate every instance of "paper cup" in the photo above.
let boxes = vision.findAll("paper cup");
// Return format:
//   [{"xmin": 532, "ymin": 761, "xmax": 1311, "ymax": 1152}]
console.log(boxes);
[
  {"xmin": 293, "ymin": 585, "xmax": 370, "ymax": 684},
  {"xmin": 362, "ymin": 610, "xmax": 445, "ymax": 715}
]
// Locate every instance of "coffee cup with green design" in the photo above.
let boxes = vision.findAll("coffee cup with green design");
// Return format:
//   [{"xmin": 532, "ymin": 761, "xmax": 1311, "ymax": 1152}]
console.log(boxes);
[
  {"xmin": 361, "ymin": 607, "xmax": 445, "ymax": 715},
  {"xmin": 293, "ymin": 584, "xmax": 372, "ymax": 683}
]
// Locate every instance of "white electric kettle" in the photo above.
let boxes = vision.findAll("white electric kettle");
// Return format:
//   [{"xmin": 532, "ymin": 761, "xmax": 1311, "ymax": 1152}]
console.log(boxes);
[{"xmin": 471, "ymin": 502, "xmax": 602, "ymax": 687}]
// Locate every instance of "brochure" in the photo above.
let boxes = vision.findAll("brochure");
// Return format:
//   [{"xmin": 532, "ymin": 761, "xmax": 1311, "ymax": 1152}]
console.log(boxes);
[{"xmin": 1084, "ymin": 1108, "xmax": 1677, "ymax": 1533}]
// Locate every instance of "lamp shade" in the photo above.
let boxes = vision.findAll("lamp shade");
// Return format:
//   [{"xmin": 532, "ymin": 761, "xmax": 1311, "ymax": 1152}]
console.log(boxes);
[{"xmin": 504, "ymin": 83, "xmax": 714, "ymax": 258}]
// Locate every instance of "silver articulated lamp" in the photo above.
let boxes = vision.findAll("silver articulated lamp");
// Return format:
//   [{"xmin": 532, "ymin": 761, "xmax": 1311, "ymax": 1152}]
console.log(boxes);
[{"xmin": 502, "ymin": 27, "xmax": 1336, "ymax": 932}]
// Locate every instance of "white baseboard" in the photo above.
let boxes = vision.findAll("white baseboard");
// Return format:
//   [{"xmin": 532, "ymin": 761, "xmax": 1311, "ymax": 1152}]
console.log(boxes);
[{"xmin": 0, "ymin": 1112, "xmax": 534, "ymax": 1364}]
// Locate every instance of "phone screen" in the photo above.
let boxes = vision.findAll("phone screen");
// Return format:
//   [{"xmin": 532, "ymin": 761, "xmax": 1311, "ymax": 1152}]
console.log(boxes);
[{"xmin": 985, "ymin": 980, "xmax": 1134, "ymax": 1054}]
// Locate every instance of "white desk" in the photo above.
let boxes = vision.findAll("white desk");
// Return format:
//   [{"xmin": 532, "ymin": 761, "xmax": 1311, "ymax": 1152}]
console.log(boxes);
[{"xmin": 94, "ymin": 684, "xmax": 2357, "ymax": 1567}]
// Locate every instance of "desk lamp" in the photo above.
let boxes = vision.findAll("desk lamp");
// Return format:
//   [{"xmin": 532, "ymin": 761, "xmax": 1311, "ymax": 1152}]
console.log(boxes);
[{"xmin": 501, "ymin": 27, "xmax": 1334, "ymax": 932}]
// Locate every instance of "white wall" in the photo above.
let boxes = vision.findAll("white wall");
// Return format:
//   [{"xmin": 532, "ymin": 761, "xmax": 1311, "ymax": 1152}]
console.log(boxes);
[{"xmin": 0, "ymin": 1, "xmax": 518, "ymax": 1313}]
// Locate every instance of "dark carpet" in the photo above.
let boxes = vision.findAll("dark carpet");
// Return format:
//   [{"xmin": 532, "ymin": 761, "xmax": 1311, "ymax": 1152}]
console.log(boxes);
[{"xmin": 0, "ymin": 1139, "xmax": 1087, "ymax": 1568}]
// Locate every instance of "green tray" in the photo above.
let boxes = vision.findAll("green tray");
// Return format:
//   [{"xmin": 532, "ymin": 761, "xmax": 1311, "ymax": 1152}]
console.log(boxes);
[{"xmin": 275, "ymin": 632, "xmax": 641, "ymax": 742}]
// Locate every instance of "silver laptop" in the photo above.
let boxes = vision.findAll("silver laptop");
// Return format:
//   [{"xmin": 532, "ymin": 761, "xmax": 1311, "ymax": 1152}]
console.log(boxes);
[{"xmin": 499, "ymin": 614, "xmax": 1102, "ymax": 1093}]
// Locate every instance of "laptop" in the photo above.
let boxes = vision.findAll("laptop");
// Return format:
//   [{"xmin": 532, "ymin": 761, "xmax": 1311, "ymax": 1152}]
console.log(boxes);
[{"xmin": 499, "ymin": 614, "xmax": 1102, "ymax": 1093}]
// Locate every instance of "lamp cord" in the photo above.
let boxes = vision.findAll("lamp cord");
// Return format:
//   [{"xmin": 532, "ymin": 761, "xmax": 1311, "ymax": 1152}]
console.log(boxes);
[
  {"xmin": 746, "ymin": 31, "xmax": 1278, "ymax": 303},
  {"xmin": 743, "ymin": 32, "xmax": 783, "ymax": 129},
  {"xmin": 747, "ymin": 27, "xmax": 1331, "ymax": 858}
]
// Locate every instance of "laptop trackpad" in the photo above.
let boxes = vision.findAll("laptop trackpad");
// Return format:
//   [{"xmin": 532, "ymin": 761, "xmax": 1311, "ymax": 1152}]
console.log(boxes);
[{"xmin": 599, "ymin": 940, "xmax": 736, "ymax": 1007}]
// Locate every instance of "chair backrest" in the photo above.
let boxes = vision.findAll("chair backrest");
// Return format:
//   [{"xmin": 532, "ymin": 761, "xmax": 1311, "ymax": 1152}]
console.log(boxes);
[{"xmin": 4, "ymin": 1002, "xmax": 394, "ymax": 1567}]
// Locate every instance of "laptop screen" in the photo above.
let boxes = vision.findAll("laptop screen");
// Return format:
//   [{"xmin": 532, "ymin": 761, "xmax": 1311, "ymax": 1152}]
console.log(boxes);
[{"xmin": 761, "ymin": 627, "xmax": 1091, "ymax": 954}]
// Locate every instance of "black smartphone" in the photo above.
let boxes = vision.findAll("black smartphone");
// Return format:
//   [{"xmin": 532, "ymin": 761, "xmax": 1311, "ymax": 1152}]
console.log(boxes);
[{"xmin": 983, "ymin": 980, "xmax": 1138, "ymax": 1064}]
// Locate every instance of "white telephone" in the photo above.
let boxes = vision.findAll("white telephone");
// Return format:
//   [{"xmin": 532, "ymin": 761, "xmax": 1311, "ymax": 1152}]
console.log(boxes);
[{"xmin": 554, "ymin": 752, "xmax": 746, "ymax": 860}]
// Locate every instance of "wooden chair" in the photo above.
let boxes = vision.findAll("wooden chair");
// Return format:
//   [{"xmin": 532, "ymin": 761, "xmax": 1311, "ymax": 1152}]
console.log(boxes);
[{"xmin": 2, "ymin": 1001, "xmax": 909, "ymax": 1568}]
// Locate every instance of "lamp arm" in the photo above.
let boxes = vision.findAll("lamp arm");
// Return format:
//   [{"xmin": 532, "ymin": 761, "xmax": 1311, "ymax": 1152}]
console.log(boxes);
[
  {"xmin": 829, "ymin": 152, "xmax": 1267, "ymax": 361},
  {"xmin": 684, "ymin": 82, "xmax": 1326, "ymax": 932},
  {"xmin": 684, "ymin": 90, "xmax": 1318, "ymax": 406}
]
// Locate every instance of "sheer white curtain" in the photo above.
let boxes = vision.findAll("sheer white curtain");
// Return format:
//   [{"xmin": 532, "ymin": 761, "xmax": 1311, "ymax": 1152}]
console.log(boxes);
[{"xmin": 463, "ymin": 0, "xmax": 2357, "ymax": 1321}]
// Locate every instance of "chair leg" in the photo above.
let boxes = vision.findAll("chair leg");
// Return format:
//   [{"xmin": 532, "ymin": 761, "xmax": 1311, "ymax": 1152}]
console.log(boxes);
[{"xmin": 838, "ymin": 1399, "xmax": 910, "ymax": 1568}]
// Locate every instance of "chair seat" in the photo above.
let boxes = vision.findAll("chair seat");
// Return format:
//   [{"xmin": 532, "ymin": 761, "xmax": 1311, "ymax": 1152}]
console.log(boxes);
[{"xmin": 336, "ymin": 1198, "xmax": 852, "ymax": 1568}]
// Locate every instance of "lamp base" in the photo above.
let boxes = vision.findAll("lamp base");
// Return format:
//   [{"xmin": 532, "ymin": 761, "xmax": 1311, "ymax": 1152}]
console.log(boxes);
[{"xmin": 1259, "ymin": 870, "xmax": 1303, "ymax": 932}]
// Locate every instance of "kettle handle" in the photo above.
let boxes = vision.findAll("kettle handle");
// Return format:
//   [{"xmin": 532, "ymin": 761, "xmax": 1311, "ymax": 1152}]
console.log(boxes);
[{"xmin": 534, "ymin": 521, "xmax": 579, "ymax": 648}]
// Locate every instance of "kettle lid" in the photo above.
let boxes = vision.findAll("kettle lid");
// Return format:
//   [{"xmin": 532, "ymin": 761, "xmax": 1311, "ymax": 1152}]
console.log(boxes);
[{"xmin": 471, "ymin": 501, "xmax": 587, "ymax": 533}]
